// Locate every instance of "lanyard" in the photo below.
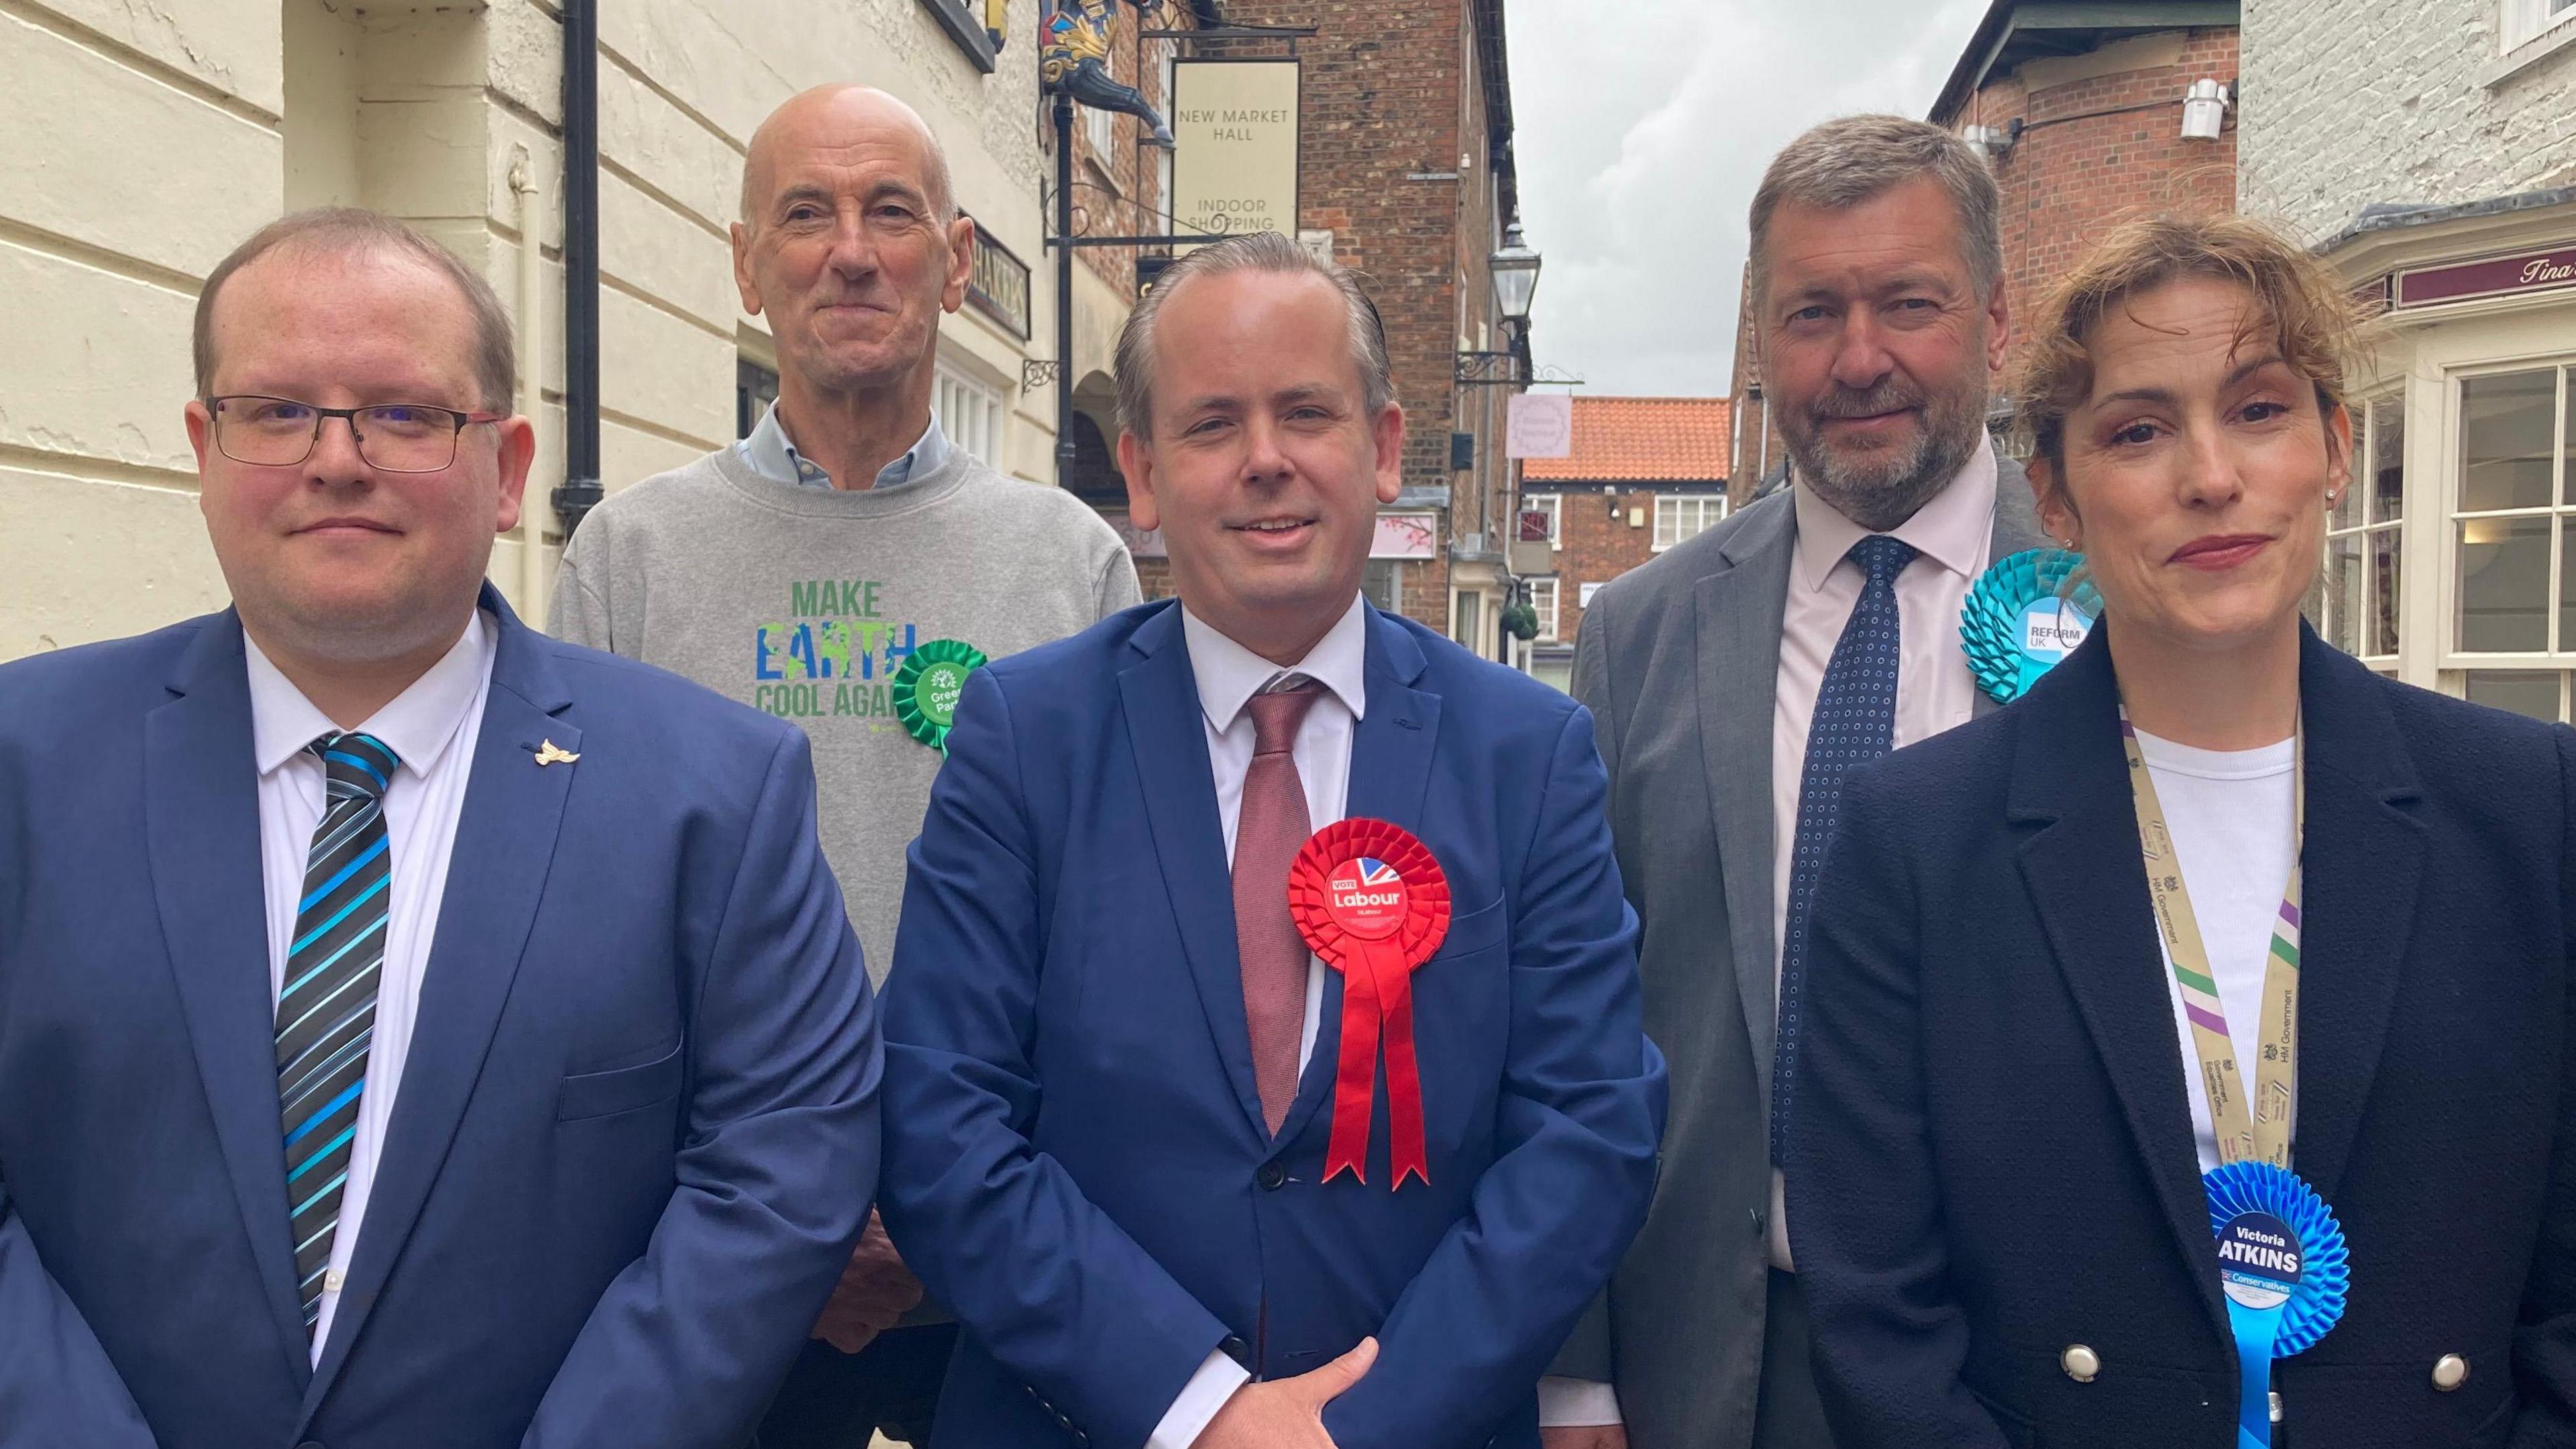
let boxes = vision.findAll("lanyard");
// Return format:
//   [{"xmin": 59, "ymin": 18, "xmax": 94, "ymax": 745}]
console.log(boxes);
[{"xmin": 2117, "ymin": 708, "xmax": 2304, "ymax": 1170}]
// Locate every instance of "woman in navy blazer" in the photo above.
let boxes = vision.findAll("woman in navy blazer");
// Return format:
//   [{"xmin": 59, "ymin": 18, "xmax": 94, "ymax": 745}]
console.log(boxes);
[{"xmin": 1784, "ymin": 215, "xmax": 2576, "ymax": 1449}]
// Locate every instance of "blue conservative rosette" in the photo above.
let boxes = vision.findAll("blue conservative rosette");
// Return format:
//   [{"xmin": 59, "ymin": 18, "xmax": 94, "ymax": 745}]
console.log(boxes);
[
  {"xmin": 2206, "ymin": 1162, "xmax": 2350, "ymax": 1449},
  {"xmin": 1961, "ymin": 547, "xmax": 2100, "ymax": 704}
]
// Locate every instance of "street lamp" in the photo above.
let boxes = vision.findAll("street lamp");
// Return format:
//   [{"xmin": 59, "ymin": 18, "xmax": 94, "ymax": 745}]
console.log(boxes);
[{"xmin": 1491, "ymin": 221, "xmax": 1541, "ymax": 327}]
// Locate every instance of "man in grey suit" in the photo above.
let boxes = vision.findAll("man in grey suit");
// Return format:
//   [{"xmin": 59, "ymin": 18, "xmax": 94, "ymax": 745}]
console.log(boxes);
[{"xmin": 1540, "ymin": 116, "xmax": 2051, "ymax": 1448}]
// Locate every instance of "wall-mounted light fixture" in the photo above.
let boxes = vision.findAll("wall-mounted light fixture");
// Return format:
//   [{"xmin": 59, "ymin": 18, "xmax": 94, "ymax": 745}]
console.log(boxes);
[
  {"xmin": 1962, "ymin": 119, "xmax": 2023, "ymax": 159},
  {"xmin": 2182, "ymin": 78, "xmax": 2231, "ymax": 141}
]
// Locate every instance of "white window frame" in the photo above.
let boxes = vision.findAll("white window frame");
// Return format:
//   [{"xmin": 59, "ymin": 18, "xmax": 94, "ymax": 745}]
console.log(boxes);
[
  {"xmin": 2502, "ymin": 0, "xmax": 2576, "ymax": 53},
  {"xmin": 2442, "ymin": 358, "xmax": 2576, "ymax": 720},
  {"xmin": 1087, "ymin": 101, "xmax": 1119, "ymax": 174},
  {"xmin": 1654, "ymin": 494, "xmax": 1729, "ymax": 551},
  {"xmin": 2316, "ymin": 396, "xmax": 2404, "ymax": 665},
  {"xmin": 1529, "ymin": 577, "xmax": 1560, "ymax": 643},
  {"xmin": 1451, "ymin": 588, "xmax": 1484, "ymax": 654},
  {"xmin": 1524, "ymin": 492, "xmax": 1562, "ymax": 549},
  {"xmin": 934, "ymin": 362, "xmax": 1007, "ymax": 468}
]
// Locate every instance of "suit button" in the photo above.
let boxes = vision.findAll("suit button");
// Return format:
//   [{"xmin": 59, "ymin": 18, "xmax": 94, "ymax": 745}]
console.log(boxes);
[
  {"xmin": 1750, "ymin": 1207, "xmax": 1768, "ymax": 1238},
  {"xmin": 1257, "ymin": 1161, "xmax": 1287, "ymax": 1191},
  {"xmin": 2433, "ymin": 1354, "xmax": 2470, "ymax": 1391},
  {"xmin": 2060, "ymin": 1344, "xmax": 2100, "ymax": 1383},
  {"xmin": 1219, "ymin": 1334, "xmax": 1254, "ymax": 1370}
]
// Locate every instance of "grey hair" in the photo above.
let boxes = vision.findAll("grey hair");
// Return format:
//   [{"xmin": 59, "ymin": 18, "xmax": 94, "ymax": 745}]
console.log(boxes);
[
  {"xmin": 1115, "ymin": 231, "xmax": 1397, "ymax": 440},
  {"xmin": 195, "ymin": 207, "xmax": 517, "ymax": 413},
  {"xmin": 1749, "ymin": 114, "xmax": 2004, "ymax": 305}
]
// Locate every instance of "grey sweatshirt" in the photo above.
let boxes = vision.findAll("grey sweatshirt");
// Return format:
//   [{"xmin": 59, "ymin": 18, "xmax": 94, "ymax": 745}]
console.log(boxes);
[{"xmin": 549, "ymin": 443, "xmax": 1140, "ymax": 983}]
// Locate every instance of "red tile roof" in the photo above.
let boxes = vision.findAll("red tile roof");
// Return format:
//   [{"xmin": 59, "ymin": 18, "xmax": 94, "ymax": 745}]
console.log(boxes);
[{"xmin": 1519, "ymin": 395, "xmax": 1733, "ymax": 482}]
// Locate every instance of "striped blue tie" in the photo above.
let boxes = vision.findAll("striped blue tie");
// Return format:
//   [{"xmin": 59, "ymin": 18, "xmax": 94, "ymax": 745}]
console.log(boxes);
[
  {"xmin": 276, "ymin": 730, "xmax": 400, "ymax": 1336},
  {"xmin": 1772, "ymin": 533, "xmax": 1916, "ymax": 1165}
]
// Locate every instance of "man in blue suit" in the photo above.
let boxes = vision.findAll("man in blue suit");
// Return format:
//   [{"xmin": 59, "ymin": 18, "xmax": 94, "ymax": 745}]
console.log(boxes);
[
  {"xmin": 877, "ymin": 231, "xmax": 1666, "ymax": 1449},
  {"xmin": 0, "ymin": 208, "xmax": 881, "ymax": 1448}
]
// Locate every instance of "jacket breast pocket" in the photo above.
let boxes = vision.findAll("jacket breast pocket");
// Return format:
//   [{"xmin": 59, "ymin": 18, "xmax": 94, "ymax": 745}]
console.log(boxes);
[
  {"xmin": 556, "ymin": 1040, "xmax": 686, "ymax": 1122},
  {"xmin": 1438, "ymin": 894, "xmax": 1509, "ymax": 961}
]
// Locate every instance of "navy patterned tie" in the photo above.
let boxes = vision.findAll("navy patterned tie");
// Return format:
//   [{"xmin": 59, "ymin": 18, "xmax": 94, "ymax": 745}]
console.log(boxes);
[
  {"xmin": 1771, "ymin": 534, "xmax": 1917, "ymax": 1164},
  {"xmin": 276, "ymin": 730, "xmax": 400, "ymax": 1336}
]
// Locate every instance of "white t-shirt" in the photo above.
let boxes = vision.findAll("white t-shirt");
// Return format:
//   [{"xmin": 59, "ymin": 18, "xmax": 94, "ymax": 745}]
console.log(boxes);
[{"xmin": 2132, "ymin": 728, "xmax": 2300, "ymax": 1173}]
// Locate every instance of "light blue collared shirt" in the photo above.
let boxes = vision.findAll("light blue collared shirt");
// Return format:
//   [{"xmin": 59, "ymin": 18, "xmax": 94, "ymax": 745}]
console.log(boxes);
[{"xmin": 735, "ymin": 400, "xmax": 952, "ymax": 492}]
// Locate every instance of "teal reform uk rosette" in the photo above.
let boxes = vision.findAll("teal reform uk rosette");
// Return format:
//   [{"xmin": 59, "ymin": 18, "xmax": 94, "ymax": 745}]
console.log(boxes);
[
  {"xmin": 1961, "ymin": 547, "xmax": 2100, "ymax": 704},
  {"xmin": 2206, "ymin": 1161, "xmax": 2350, "ymax": 1448}
]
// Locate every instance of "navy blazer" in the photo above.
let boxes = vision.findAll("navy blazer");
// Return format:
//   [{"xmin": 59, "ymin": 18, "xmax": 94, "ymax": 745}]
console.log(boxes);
[
  {"xmin": 877, "ymin": 600, "xmax": 1666, "ymax": 1449},
  {"xmin": 1785, "ymin": 625, "xmax": 2576, "ymax": 1449},
  {"xmin": 0, "ymin": 588, "xmax": 880, "ymax": 1449}
]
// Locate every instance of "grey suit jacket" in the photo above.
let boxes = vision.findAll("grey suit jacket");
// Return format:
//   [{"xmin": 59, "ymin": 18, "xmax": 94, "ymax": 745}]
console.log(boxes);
[{"xmin": 1551, "ymin": 457, "xmax": 2046, "ymax": 1446}]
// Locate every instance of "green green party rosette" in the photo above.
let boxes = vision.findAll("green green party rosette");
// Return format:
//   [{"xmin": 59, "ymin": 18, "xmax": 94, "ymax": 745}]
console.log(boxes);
[
  {"xmin": 1962, "ymin": 547, "xmax": 2100, "ymax": 704},
  {"xmin": 891, "ymin": 639, "xmax": 989, "ymax": 755}
]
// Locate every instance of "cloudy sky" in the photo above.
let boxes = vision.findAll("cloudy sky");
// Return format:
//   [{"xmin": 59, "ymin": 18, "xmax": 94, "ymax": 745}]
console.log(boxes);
[{"xmin": 1505, "ymin": 0, "xmax": 1990, "ymax": 397}]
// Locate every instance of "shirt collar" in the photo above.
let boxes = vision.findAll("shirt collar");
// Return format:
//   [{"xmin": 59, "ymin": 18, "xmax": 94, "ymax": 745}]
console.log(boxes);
[
  {"xmin": 244, "ymin": 610, "xmax": 496, "ymax": 780},
  {"xmin": 737, "ymin": 400, "xmax": 951, "ymax": 492},
  {"xmin": 1180, "ymin": 593, "xmax": 1371, "ymax": 735},
  {"xmin": 1791, "ymin": 430, "xmax": 1998, "ymax": 592}
]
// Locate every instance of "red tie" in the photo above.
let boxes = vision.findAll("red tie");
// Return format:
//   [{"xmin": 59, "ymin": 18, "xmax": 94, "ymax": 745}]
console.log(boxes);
[{"xmin": 1236, "ymin": 679, "xmax": 1324, "ymax": 1134}]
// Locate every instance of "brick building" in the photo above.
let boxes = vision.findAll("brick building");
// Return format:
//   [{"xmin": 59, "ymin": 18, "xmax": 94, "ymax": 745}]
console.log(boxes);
[
  {"xmin": 1726, "ymin": 264, "xmax": 1788, "ymax": 508},
  {"xmin": 1517, "ymin": 396, "xmax": 1733, "ymax": 690},
  {"xmin": 1929, "ymin": 1, "xmax": 2241, "ymax": 343},
  {"xmin": 1108, "ymin": 0, "xmax": 1532, "ymax": 657}
]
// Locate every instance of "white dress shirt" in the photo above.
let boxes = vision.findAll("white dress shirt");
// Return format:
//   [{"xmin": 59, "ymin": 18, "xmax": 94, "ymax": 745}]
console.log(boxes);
[
  {"xmin": 2131, "ymin": 729, "xmax": 2300, "ymax": 1172},
  {"xmin": 247, "ymin": 611, "xmax": 496, "ymax": 1362},
  {"xmin": 1149, "ymin": 594, "xmax": 1368, "ymax": 1449}
]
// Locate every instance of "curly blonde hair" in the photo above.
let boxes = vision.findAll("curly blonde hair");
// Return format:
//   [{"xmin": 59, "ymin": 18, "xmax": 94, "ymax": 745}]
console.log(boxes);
[{"xmin": 2012, "ymin": 213, "xmax": 2374, "ymax": 476}]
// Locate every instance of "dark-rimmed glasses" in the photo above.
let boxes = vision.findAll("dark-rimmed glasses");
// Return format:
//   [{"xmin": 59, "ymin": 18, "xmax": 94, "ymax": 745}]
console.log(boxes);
[{"xmin": 205, "ymin": 394, "xmax": 506, "ymax": 473}]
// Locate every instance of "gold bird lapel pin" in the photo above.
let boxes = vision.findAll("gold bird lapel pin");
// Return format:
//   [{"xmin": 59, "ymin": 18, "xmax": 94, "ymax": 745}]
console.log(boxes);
[{"xmin": 533, "ymin": 739, "xmax": 581, "ymax": 767}]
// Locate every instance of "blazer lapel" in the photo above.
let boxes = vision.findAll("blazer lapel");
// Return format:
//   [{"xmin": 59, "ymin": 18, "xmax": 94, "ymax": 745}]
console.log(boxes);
[
  {"xmin": 2007, "ymin": 631, "xmax": 2231, "ymax": 1342},
  {"xmin": 1695, "ymin": 496, "xmax": 1793, "ymax": 1089},
  {"xmin": 1276, "ymin": 610, "xmax": 1440, "ymax": 1151},
  {"xmin": 2284, "ymin": 633, "xmax": 2424, "ymax": 1203},
  {"xmin": 1974, "ymin": 455, "xmax": 2053, "ymax": 721},
  {"xmin": 302, "ymin": 592, "xmax": 578, "ymax": 1417},
  {"xmin": 143, "ymin": 613, "xmax": 312, "ymax": 1386},
  {"xmin": 1116, "ymin": 604, "xmax": 1271, "ymax": 1139}
]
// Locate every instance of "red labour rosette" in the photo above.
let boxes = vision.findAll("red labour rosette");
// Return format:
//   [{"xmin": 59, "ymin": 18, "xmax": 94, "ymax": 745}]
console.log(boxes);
[{"xmin": 1287, "ymin": 818, "xmax": 1452, "ymax": 1189}]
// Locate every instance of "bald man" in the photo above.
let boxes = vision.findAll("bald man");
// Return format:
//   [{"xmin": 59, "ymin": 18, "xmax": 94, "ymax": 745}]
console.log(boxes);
[{"xmin": 551, "ymin": 86, "xmax": 1138, "ymax": 1447}]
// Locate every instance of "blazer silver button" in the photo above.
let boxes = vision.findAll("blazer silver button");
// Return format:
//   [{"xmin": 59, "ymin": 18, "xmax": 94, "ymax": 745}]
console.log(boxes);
[
  {"xmin": 2433, "ymin": 1354, "xmax": 2469, "ymax": 1391},
  {"xmin": 2061, "ymin": 1344, "xmax": 2100, "ymax": 1383}
]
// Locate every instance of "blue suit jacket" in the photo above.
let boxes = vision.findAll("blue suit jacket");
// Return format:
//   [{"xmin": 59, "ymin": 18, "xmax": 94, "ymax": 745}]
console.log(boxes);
[
  {"xmin": 0, "ymin": 587, "xmax": 880, "ymax": 1449},
  {"xmin": 878, "ymin": 600, "xmax": 1666, "ymax": 1449}
]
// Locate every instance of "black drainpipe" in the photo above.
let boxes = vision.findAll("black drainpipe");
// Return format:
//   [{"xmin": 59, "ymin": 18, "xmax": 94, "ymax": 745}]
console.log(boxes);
[{"xmin": 553, "ymin": 0, "xmax": 604, "ymax": 537}]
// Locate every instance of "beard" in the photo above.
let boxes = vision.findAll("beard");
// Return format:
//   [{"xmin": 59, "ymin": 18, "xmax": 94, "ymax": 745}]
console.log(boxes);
[{"xmin": 1780, "ymin": 372, "xmax": 1989, "ymax": 533}]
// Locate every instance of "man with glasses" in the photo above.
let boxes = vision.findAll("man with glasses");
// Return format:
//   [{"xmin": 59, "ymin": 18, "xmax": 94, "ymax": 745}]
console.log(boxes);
[{"xmin": 0, "ymin": 207, "xmax": 883, "ymax": 1449}]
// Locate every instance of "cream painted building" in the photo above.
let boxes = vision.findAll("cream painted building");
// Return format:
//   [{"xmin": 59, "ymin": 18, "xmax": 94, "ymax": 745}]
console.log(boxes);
[
  {"xmin": 1, "ymin": 0, "xmax": 1080, "ymax": 661},
  {"xmin": 2241, "ymin": 0, "xmax": 2576, "ymax": 721}
]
